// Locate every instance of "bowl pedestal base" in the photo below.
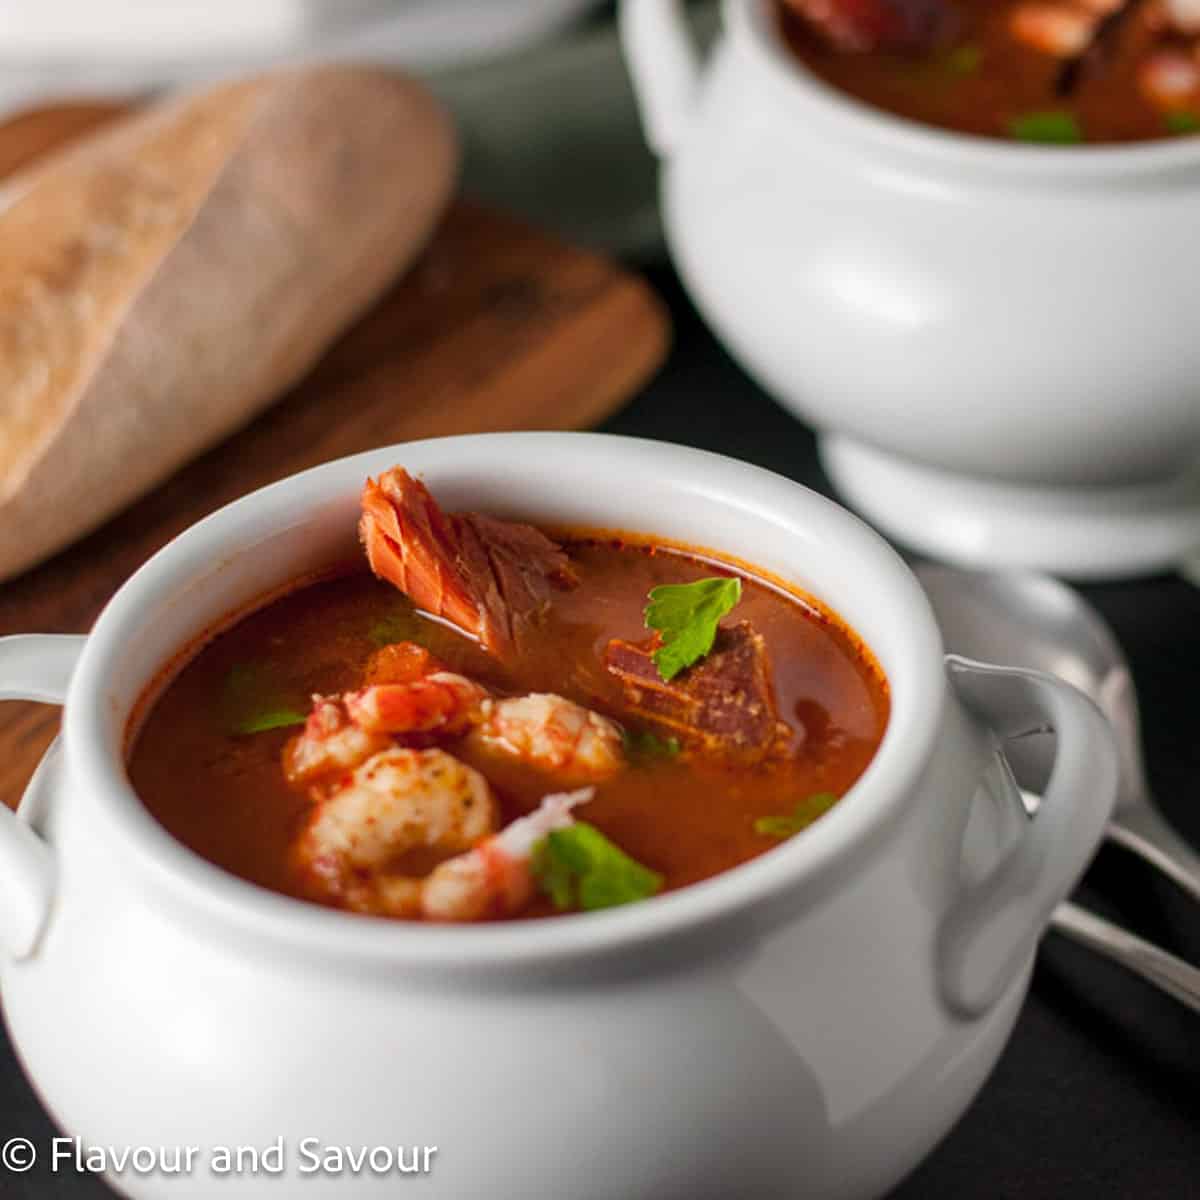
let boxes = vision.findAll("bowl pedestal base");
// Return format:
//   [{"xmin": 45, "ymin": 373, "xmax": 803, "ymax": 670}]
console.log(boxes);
[{"xmin": 821, "ymin": 436, "xmax": 1200, "ymax": 581}]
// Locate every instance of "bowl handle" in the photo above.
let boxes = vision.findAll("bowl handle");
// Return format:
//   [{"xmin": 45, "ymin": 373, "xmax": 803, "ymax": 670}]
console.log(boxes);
[
  {"xmin": 0, "ymin": 635, "xmax": 85, "ymax": 960},
  {"xmin": 937, "ymin": 655, "xmax": 1119, "ymax": 1017},
  {"xmin": 619, "ymin": 0, "xmax": 701, "ymax": 157}
]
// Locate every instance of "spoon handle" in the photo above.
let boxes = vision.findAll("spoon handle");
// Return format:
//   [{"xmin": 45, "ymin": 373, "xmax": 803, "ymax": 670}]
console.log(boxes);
[
  {"xmin": 1050, "ymin": 901, "xmax": 1200, "ymax": 1013},
  {"xmin": 1106, "ymin": 809, "xmax": 1200, "ymax": 907}
]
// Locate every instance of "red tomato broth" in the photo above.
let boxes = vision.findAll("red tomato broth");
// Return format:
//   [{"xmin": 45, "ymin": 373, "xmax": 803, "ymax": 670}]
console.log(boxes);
[
  {"xmin": 128, "ymin": 535, "xmax": 890, "ymax": 920},
  {"xmin": 778, "ymin": 0, "xmax": 1200, "ymax": 144}
]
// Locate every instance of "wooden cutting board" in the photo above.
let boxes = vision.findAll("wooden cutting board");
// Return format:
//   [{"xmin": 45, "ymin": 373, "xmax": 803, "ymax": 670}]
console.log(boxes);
[{"xmin": 0, "ymin": 102, "xmax": 671, "ymax": 809}]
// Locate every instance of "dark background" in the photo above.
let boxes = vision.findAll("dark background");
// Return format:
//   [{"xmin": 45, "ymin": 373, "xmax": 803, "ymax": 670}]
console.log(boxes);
[{"xmin": 1, "ymin": 267, "xmax": 1197, "ymax": 1197}]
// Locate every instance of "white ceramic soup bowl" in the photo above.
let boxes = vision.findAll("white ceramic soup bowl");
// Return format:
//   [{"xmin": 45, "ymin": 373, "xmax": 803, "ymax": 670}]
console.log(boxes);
[
  {"xmin": 0, "ymin": 434, "xmax": 1116, "ymax": 1199},
  {"xmin": 621, "ymin": 1, "xmax": 1200, "ymax": 578}
]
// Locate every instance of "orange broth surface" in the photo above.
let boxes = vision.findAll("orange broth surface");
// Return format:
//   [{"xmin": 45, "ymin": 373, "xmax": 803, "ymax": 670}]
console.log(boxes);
[
  {"xmin": 779, "ymin": 0, "xmax": 1200, "ymax": 144},
  {"xmin": 128, "ymin": 536, "xmax": 890, "ymax": 919}
]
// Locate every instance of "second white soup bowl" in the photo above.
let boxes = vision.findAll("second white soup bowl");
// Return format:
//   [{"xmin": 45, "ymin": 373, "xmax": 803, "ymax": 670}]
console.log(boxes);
[{"xmin": 622, "ymin": 0, "xmax": 1200, "ymax": 578}]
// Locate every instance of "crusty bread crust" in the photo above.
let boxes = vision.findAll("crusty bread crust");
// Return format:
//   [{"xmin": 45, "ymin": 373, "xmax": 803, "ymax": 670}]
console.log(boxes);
[{"xmin": 0, "ymin": 66, "xmax": 457, "ymax": 580}]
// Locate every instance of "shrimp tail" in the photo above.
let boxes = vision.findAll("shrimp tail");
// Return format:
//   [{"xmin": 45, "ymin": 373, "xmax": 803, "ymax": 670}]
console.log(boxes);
[
  {"xmin": 496, "ymin": 787, "xmax": 595, "ymax": 858},
  {"xmin": 420, "ymin": 788, "xmax": 594, "ymax": 923}
]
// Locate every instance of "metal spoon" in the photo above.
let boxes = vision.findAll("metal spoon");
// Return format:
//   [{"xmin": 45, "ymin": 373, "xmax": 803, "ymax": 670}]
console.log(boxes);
[{"xmin": 917, "ymin": 565, "xmax": 1200, "ymax": 1011}]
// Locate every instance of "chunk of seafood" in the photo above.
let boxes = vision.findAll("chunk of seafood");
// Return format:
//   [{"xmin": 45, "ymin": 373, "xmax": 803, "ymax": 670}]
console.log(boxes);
[
  {"xmin": 468, "ymin": 693, "xmax": 625, "ymax": 782},
  {"xmin": 422, "ymin": 789, "xmax": 593, "ymax": 922},
  {"xmin": 1009, "ymin": 2, "xmax": 1100, "ymax": 55},
  {"xmin": 363, "ymin": 641, "xmax": 445, "ymax": 686},
  {"xmin": 360, "ymin": 468, "xmax": 576, "ymax": 656},
  {"xmin": 604, "ymin": 621, "xmax": 793, "ymax": 761},
  {"xmin": 781, "ymin": 0, "xmax": 957, "ymax": 51},
  {"xmin": 296, "ymin": 747, "xmax": 498, "ymax": 915},
  {"xmin": 1138, "ymin": 47, "xmax": 1200, "ymax": 106},
  {"xmin": 283, "ymin": 696, "xmax": 391, "ymax": 786},
  {"xmin": 1164, "ymin": 0, "xmax": 1200, "ymax": 33},
  {"xmin": 360, "ymin": 471, "xmax": 478, "ymax": 642},
  {"xmin": 344, "ymin": 672, "xmax": 488, "ymax": 736},
  {"xmin": 453, "ymin": 511, "xmax": 578, "ymax": 646}
]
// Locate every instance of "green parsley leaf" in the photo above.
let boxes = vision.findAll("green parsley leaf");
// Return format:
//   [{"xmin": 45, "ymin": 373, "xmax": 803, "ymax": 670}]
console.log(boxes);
[
  {"xmin": 532, "ymin": 823, "xmax": 664, "ymax": 912},
  {"xmin": 1166, "ymin": 110, "xmax": 1200, "ymax": 135},
  {"xmin": 222, "ymin": 663, "xmax": 307, "ymax": 736},
  {"xmin": 235, "ymin": 707, "xmax": 309, "ymax": 735},
  {"xmin": 1009, "ymin": 111, "xmax": 1082, "ymax": 145},
  {"xmin": 367, "ymin": 600, "xmax": 422, "ymax": 648},
  {"xmin": 622, "ymin": 728, "xmax": 682, "ymax": 764},
  {"xmin": 944, "ymin": 45, "xmax": 981, "ymax": 76},
  {"xmin": 753, "ymin": 792, "xmax": 840, "ymax": 839},
  {"xmin": 531, "ymin": 839, "xmax": 576, "ymax": 910},
  {"xmin": 644, "ymin": 576, "xmax": 742, "ymax": 681}
]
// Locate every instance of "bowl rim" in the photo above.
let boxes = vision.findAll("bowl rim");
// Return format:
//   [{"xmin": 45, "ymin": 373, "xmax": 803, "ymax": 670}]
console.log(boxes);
[
  {"xmin": 64, "ymin": 433, "xmax": 946, "ymax": 975},
  {"xmin": 729, "ymin": 0, "xmax": 1200, "ymax": 181}
]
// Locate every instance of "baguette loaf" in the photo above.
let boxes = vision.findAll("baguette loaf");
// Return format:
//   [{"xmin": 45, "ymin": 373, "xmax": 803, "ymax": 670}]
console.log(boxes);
[{"xmin": 0, "ymin": 66, "xmax": 457, "ymax": 581}]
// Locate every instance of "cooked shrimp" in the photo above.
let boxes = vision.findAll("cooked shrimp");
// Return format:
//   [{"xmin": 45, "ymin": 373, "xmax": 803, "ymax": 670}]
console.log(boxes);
[
  {"xmin": 1165, "ymin": 0, "xmax": 1200, "ymax": 33},
  {"xmin": 468, "ymin": 693, "xmax": 624, "ymax": 782},
  {"xmin": 285, "ymin": 644, "xmax": 486, "ymax": 781},
  {"xmin": 1138, "ymin": 47, "xmax": 1200, "ymax": 106},
  {"xmin": 422, "ymin": 788, "xmax": 593, "ymax": 922},
  {"xmin": 283, "ymin": 696, "xmax": 390, "ymax": 786},
  {"xmin": 364, "ymin": 641, "xmax": 445, "ymax": 686},
  {"xmin": 297, "ymin": 747, "xmax": 498, "ymax": 916},
  {"xmin": 344, "ymin": 672, "xmax": 487, "ymax": 735},
  {"xmin": 1010, "ymin": 2, "xmax": 1100, "ymax": 55}
]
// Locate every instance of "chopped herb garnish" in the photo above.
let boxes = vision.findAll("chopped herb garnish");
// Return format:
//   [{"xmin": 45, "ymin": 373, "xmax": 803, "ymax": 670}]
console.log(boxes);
[
  {"xmin": 644, "ymin": 576, "xmax": 742, "ymax": 682},
  {"xmin": 944, "ymin": 45, "xmax": 981, "ymax": 76},
  {"xmin": 532, "ymin": 822, "xmax": 663, "ymax": 912},
  {"xmin": 222, "ymin": 663, "xmax": 307, "ymax": 736},
  {"xmin": 622, "ymin": 728, "xmax": 682, "ymax": 763},
  {"xmin": 754, "ymin": 792, "xmax": 840, "ymax": 839},
  {"xmin": 1009, "ymin": 111, "xmax": 1082, "ymax": 145},
  {"xmin": 234, "ymin": 707, "xmax": 309, "ymax": 736},
  {"xmin": 1166, "ymin": 110, "xmax": 1200, "ymax": 135},
  {"xmin": 367, "ymin": 601, "xmax": 422, "ymax": 648}
]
